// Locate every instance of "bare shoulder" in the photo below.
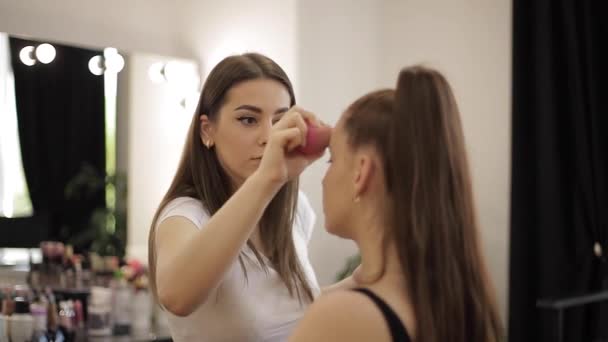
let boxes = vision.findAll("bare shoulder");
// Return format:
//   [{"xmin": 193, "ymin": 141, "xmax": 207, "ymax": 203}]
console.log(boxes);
[{"xmin": 289, "ymin": 290, "xmax": 391, "ymax": 342}]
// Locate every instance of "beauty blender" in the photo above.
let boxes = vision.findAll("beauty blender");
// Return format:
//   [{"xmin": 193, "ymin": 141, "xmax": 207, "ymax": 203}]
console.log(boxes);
[{"xmin": 297, "ymin": 123, "xmax": 331, "ymax": 155}]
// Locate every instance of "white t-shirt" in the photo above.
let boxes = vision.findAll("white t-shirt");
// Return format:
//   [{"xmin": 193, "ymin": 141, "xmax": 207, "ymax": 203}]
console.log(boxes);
[{"xmin": 155, "ymin": 191, "xmax": 320, "ymax": 342}]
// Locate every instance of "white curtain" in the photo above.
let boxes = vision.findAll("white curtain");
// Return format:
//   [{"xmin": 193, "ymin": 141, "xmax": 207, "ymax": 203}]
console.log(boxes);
[{"xmin": 0, "ymin": 33, "xmax": 32, "ymax": 217}]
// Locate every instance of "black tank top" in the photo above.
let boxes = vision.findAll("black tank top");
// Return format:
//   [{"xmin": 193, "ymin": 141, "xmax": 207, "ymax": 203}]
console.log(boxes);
[{"xmin": 353, "ymin": 288, "xmax": 412, "ymax": 342}]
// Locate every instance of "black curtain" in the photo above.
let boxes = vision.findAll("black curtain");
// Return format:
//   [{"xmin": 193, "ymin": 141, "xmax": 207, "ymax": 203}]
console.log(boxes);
[
  {"xmin": 510, "ymin": 0, "xmax": 608, "ymax": 341},
  {"xmin": 7, "ymin": 37, "xmax": 105, "ymax": 247}
]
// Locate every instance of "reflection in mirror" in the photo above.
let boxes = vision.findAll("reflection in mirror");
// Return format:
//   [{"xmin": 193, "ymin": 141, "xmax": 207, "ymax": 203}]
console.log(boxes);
[
  {"xmin": 1, "ymin": 34, "xmax": 113, "ymax": 254},
  {"xmin": 0, "ymin": 31, "xmax": 198, "ymax": 340},
  {"xmin": 0, "ymin": 33, "xmax": 200, "ymax": 259}
]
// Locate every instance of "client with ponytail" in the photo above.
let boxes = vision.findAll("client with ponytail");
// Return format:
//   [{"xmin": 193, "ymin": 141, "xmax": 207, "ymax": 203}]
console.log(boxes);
[{"xmin": 289, "ymin": 66, "xmax": 504, "ymax": 342}]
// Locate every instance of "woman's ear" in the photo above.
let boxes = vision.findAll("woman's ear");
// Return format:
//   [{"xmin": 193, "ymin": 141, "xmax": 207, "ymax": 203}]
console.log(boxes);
[
  {"xmin": 353, "ymin": 152, "xmax": 375, "ymax": 198},
  {"xmin": 200, "ymin": 114, "xmax": 214, "ymax": 148}
]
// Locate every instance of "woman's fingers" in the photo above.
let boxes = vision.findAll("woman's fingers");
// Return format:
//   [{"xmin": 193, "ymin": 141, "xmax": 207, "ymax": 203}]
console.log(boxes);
[
  {"xmin": 274, "ymin": 109, "xmax": 309, "ymax": 147},
  {"xmin": 271, "ymin": 127, "xmax": 303, "ymax": 152},
  {"xmin": 290, "ymin": 106, "xmax": 321, "ymax": 127},
  {"xmin": 292, "ymin": 112, "xmax": 308, "ymax": 148}
]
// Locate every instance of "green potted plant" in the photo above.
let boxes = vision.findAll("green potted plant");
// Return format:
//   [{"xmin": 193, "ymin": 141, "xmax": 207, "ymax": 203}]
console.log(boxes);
[{"xmin": 64, "ymin": 163, "xmax": 127, "ymax": 258}]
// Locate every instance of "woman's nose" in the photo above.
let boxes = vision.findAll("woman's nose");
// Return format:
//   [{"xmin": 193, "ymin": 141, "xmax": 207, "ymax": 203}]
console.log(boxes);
[{"xmin": 257, "ymin": 119, "xmax": 273, "ymax": 146}]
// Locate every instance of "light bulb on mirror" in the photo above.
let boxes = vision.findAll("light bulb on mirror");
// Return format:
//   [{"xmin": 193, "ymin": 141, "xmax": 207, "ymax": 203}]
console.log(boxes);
[
  {"xmin": 162, "ymin": 61, "xmax": 185, "ymax": 84},
  {"xmin": 88, "ymin": 55, "xmax": 104, "ymax": 76},
  {"xmin": 105, "ymin": 54, "xmax": 125, "ymax": 73},
  {"xmin": 35, "ymin": 43, "xmax": 56, "ymax": 64},
  {"xmin": 19, "ymin": 46, "xmax": 36, "ymax": 66}
]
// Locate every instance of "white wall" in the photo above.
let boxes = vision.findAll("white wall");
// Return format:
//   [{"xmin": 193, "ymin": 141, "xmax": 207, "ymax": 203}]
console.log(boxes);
[
  {"xmin": 123, "ymin": 53, "xmax": 196, "ymax": 261},
  {"xmin": 296, "ymin": 0, "xmax": 383, "ymax": 285},
  {"xmin": 177, "ymin": 0, "xmax": 297, "ymax": 84},
  {"xmin": 380, "ymin": 0, "xmax": 512, "ymax": 319},
  {"xmin": 0, "ymin": 0, "xmax": 188, "ymax": 58}
]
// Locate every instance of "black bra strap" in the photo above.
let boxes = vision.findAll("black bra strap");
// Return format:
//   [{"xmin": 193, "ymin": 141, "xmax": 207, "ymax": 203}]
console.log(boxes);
[{"xmin": 352, "ymin": 288, "xmax": 411, "ymax": 342}]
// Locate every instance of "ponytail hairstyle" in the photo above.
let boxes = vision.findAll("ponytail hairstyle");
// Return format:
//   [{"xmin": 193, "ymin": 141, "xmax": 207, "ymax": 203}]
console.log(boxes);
[{"xmin": 343, "ymin": 66, "xmax": 503, "ymax": 342}]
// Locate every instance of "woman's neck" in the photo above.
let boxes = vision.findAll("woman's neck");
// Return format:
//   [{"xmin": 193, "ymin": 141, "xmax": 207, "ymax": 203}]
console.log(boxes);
[{"xmin": 354, "ymin": 223, "xmax": 404, "ymax": 287}]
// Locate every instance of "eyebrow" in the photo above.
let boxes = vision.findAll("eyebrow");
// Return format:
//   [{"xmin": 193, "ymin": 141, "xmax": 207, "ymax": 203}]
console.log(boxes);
[{"xmin": 234, "ymin": 105, "xmax": 289, "ymax": 115}]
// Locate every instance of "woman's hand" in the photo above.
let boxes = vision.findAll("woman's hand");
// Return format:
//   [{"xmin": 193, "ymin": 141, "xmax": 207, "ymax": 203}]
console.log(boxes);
[{"xmin": 254, "ymin": 106, "xmax": 326, "ymax": 187}]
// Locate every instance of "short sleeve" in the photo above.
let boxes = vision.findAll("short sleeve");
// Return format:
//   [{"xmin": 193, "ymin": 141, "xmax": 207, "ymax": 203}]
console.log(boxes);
[{"xmin": 157, "ymin": 197, "xmax": 210, "ymax": 230}]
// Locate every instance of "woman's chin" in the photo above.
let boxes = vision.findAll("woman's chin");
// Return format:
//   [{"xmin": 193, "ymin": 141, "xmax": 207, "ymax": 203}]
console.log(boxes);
[{"xmin": 324, "ymin": 221, "xmax": 348, "ymax": 239}]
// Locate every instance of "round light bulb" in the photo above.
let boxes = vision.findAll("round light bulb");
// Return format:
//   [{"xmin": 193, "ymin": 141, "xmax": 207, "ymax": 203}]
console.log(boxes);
[
  {"xmin": 35, "ymin": 43, "xmax": 56, "ymax": 64},
  {"xmin": 163, "ymin": 61, "xmax": 184, "ymax": 84},
  {"xmin": 88, "ymin": 56, "xmax": 105, "ymax": 76},
  {"xmin": 19, "ymin": 46, "xmax": 36, "ymax": 66},
  {"xmin": 105, "ymin": 53, "xmax": 125, "ymax": 73},
  {"xmin": 104, "ymin": 48, "xmax": 125, "ymax": 74}
]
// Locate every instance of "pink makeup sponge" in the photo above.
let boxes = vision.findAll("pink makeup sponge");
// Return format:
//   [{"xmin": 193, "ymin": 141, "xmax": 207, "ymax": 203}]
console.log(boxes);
[{"xmin": 297, "ymin": 124, "xmax": 331, "ymax": 155}]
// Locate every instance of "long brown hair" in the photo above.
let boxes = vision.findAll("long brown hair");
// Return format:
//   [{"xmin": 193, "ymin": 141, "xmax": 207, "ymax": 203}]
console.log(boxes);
[
  {"xmin": 148, "ymin": 53, "xmax": 314, "ymax": 305},
  {"xmin": 344, "ymin": 66, "xmax": 503, "ymax": 341}
]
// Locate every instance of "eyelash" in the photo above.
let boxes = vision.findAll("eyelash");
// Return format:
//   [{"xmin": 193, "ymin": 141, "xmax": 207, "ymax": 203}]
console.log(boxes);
[
  {"xmin": 237, "ymin": 116, "xmax": 281, "ymax": 126},
  {"xmin": 237, "ymin": 116, "xmax": 257, "ymax": 125}
]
